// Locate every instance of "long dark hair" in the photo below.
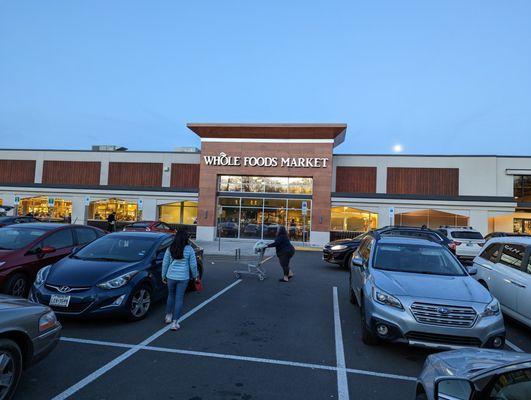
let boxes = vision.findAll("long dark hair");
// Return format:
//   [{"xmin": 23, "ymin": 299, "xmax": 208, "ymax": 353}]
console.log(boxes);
[
  {"xmin": 277, "ymin": 225, "xmax": 288, "ymax": 238},
  {"xmin": 170, "ymin": 230, "xmax": 189, "ymax": 259}
]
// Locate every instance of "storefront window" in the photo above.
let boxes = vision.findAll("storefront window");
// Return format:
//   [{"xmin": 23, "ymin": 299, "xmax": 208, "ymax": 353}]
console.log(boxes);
[
  {"xmin": 330, "ymin": 207, "xmax": 378, "ymax": 233},
  {"xmin": 514, "ymin": 218, "xmax": 531, "ymax": 234},
  {"xmin": 158, "ymin": 201, "xmax": 198, "ymax": 225},
  {"xmin": 514, "ymin": 176, "xmax": 531, "ymax": 202},
  {"xmin": 217, "ymin": 196, "xmax": 311, "ymax": 241},
  {"xmin": 89, "ymin": 198, "xmax": 138, "ymax": 222},
  {"xmin": 218, "ymin": 175, "xmax": 313, "ymax": 195},
  {"xmin": 394, "ymin": 209, "xmax": 468, "ymax": 229},
  {"xmin": 18, "ymin": 196, "xmax": 72, "ymax": 222}
]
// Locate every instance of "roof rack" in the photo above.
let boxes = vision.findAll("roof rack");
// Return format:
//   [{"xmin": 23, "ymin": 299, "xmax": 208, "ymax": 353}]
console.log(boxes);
[{"xmin": 439, "ymin": 225, "xmax": 474, "ymax": 230}]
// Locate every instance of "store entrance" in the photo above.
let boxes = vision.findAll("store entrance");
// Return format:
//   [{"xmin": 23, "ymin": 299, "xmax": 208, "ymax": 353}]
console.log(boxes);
[{"xmin": 217, "ymin": 197, "xmax": 311, "ymax": 242}]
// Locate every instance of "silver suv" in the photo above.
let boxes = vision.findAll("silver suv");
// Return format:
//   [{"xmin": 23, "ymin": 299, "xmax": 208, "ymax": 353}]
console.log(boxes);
[{"xmin": 349, "ymin": 234, "xmax": 505, "ymax": 349}]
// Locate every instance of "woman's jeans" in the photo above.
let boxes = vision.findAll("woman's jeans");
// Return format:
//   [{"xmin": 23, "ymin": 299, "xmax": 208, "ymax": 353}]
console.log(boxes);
[{"xmin": 165, "ymin": 279, "xmax": 189, "ymax": 321}]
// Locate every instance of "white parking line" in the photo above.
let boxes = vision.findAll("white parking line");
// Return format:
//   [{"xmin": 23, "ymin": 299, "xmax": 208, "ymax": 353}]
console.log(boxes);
[
  {"xmin": 52, "ymin": 279, "xmax": 242, "ymax": 400},
  {"xmin": 332, "ymin": 287, "xmax": 350, "ymax": 400},
  {"xmin": 506, "ymin": 339, "xmax": 525, "ymax": 353},
  {"xmin": 60, "ymin": 336, "xmax": 417, "ymax": 382}
]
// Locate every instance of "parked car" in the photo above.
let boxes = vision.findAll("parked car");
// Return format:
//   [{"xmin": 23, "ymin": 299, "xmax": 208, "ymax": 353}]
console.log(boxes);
[
  {"xmin": 218, "ymin": 222, "xmax": 238, "ymax": 237},
  {"xmin": 0, "ymin": 216, "xmax": 40, "ymax": 228},
  {"xmin": 438, "ymin": 226, "xmax": 485, "ymax": 263},
  {"xmin": 0, "ymin": 223, "xmax": 105, "ymax": 297},
  {"xmin": 0, "ymin": 206, "xmax": 14, "ymax": 217},
  {"xmin": 415, "ymin": 348, "xmax": 531, "ymax": 400},
  {"xmin": 122, "ymin": 221, "xmax": 175, "ymax": 233},
  {"xmin": 30, "ymin": 232, "xmax": 204, "ymax": 320},
  {"xmin": 0, "ymin": 295, "xmax": 61, "ymax": 400},
  {"xmin": 323, "ymin": 226, "xmax": 455, "ymax": 269},
  {"xmin": 349, "ymin": 233, "xmax": 505, "ymax": 349},
  {"xmin": 472, "ymin": 237, "xmax": 531, "ymax": 328},
  {"xmin": 484, "ymin": 231, "xmax": 530, "ymax": 241}
]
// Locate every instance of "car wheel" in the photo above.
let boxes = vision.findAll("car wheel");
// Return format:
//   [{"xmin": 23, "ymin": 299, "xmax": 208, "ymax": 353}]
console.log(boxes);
[
  {"xmin": 348, "ymin": 270, "xmax": 358, "ymax": 305},
  {"xmin": 360, "ymin": 296, "xmax": 380, "ymax": 346},
  {"xmin": 4, "ymin": 273, "xmax": 29, "ymax": 298},
  {"xmin": 127, "ymin": 285, "xmax": 152, "ymax": 321},
  {"xmin": 0, "ymin": 339, "xmax": 23, "ymax": 400},
  {"xmin": 342, "ymin": 254, "xmax": 352, "ymax": 270}
]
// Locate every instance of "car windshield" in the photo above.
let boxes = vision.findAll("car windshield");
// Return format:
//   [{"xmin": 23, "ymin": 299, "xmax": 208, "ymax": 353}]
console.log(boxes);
[
  {"xmin": 0, "ymin": 227, "xmax": 47, "ymax": 250},
  {"xmin": 451, "ymin": 231, "xmax": 483, "ymax": 240},
  {"xmin": 373, "ymin": 243, "xmax": 466, "ymax": 276},
  {"xmin": 73, "ymin": 235, "xmax": 157, "ymax": 262}
]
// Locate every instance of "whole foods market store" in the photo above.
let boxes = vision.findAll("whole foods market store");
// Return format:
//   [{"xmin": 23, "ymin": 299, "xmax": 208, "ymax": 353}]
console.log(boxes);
[{"xmin": 188, "ymin": 124, "xmax": 347, "ymax": 245}]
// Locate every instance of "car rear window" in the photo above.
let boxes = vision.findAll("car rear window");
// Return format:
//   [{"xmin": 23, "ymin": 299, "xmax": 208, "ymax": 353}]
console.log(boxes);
[
  {"xmin": 129, "ymin": 222, "xmax": 150, "ymax": 228},
  {"xmin": 450, "ymin": 231, "xmax": 484, "ymax": 240}
]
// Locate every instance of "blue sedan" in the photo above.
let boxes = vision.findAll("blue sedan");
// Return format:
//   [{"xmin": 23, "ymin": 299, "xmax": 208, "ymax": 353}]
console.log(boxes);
[{"xmin": 30, "ymin": 232, "xmax": 203, "ymax": 321}]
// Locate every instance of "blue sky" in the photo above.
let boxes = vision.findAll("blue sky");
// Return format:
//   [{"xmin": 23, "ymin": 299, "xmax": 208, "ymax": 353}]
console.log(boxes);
[{"xmin": 1, "ymin": 1, "xmax": 530, "ymax": 154}]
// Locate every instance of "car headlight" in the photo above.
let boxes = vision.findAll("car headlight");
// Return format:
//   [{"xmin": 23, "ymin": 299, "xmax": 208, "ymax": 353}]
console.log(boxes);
[
  {"xmin": 39, "ymin": 311, "xmax": 58, "ymax": 332},
  {"xmin": 331, "ymin": 245, "xmax": 348, "ymax": 251},
  {"xmin": 372, "ymin": 286, "xmax": 404, "ymax": 310},
  {"xmin": 34, "ymin": 265, "xmax": 52, "ymax": 287},
  {"xmin": 481, "ymin": 298, "xmax": 500, "ymax": 317},
  {"xmin": 97, "ymin": 271, "xmax": 138, "ymax": 290}
]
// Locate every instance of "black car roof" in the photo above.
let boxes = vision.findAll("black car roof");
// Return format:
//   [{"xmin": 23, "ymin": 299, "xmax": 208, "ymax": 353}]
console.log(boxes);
[
  {"xmin": 374, "ymin": 235, "xmax": 441, "ymax": 247},
  {"xmin": 106, "ymin": 231, "xmax": 171, "ymax": 239}
]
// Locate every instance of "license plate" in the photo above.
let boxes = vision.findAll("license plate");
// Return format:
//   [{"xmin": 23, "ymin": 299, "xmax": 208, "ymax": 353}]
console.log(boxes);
[{"xmin": 50, "ymin": 294, "xmax": 71, "ymax": 307}]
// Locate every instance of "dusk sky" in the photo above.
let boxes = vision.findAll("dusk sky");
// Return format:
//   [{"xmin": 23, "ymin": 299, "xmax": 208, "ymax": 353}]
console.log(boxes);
[{"xmin": 1, "ymin": 1, "xmax": 530, "ymax": 154}]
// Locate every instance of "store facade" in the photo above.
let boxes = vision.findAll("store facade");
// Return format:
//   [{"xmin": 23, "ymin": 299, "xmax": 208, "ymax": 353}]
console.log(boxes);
[{"xmin": 0, "ymin": 123, "xmax": 531, "ymax": 245}]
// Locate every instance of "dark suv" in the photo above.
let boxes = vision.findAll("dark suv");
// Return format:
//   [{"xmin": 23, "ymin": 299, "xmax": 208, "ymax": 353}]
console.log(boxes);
[
  {"xmin": 0, "ymin": 223, "xmax": 105, "ymax": 297},
  {"xmin": 323, "ymin": 226, "xmax": 456, "ymax": 269}
]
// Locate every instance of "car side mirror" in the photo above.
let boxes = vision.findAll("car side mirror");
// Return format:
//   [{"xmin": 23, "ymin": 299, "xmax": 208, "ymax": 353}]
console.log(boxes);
[
  {"xmin": 467, "ymin": 266, "xmax": 478, "ymax": 276},
  {"xmin": 41, "ymin": 246, "xmax": 56, "ymax": 255},
  {"xmin": 435, "ymin": 377, "xmax": 473, "ymax": 400},
  {"xmin": 352, "ymin": 256, "xmax": 364, "ymax": 268}
]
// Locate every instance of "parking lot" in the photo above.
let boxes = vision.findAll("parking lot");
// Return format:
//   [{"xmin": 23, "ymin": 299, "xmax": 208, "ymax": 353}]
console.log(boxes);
[{"xmin": 14, "ymin": 251, "xmax": 531, "ymax": 400}]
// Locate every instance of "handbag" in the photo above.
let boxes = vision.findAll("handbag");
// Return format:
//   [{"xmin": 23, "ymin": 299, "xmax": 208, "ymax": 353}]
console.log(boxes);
[{"xmin": 189, "ymin": 261, "xmax": 202, "ymax": 292}]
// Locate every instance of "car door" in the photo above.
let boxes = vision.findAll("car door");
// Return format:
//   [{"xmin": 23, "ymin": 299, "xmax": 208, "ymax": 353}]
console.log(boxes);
[
  {"xmin": 150, "ymin": 237, "xmax": 173, "ymax": 296},
  {"xmin": 351, "ymin": 237, "xmax": 373, "ymax": 301},
  {"xmin": 516, "ymin": 247, "xmax": 531, "ymax": 324},
  {"xmin": 492, "ymin": 243, "xmax": 527, "ymax": 314},
  {"xmin": 25, "ymin": 228, "xmax": 75, "ymax": 276}
]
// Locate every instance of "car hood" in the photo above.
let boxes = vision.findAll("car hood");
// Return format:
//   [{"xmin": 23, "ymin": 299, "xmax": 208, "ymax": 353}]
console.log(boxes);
[
  {"xmin": 46, "ymin": 256, "xmax": 143, "ymax": 286},
  {"xmin": 0, "ymin": 249, "xmax": 15, "ymax": 260},
  {"xmin": 0, "ymin": 294, "xmax": 46, "ymax": 310},
  {"xmin": 427, "ymin": 348, "xmax": 531, "ymax": 379},
  {"xmin": 372, "ymin": 269, "xmax": 492, "ymax": 303},
  {"xmin": 326, "ymin": 238, "xmax": 361, "ymax": 247}
]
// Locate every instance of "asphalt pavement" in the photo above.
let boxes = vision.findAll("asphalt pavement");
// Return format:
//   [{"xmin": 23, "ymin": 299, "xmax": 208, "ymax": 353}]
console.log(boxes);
[{"xmin": 15, "ymin": 252, "xmax": 531, "ymax": 400}]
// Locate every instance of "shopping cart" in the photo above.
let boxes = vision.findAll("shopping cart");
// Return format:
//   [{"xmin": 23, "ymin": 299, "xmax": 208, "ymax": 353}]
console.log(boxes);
[{"xmin": 234, "ymin": 241, "xmax": 273, "ymax": 281}]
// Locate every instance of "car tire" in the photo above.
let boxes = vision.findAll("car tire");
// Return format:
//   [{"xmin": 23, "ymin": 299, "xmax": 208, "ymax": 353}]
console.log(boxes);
[
  {"xmin": 0, "ymin": 339, "xmax": 23, "ymax": 400},
  {"xmin": 349, "ymin": 286, "xmax": 358, "ymax": 305},
  {"xmin": 3, "ymin": 273, "xmax": 29, "ymax": 298},
  {"xmin": 126, "ymin": 284, "xmax": 152, "ymax": 321},
  {"xmin": 342, "ymin": 254, "xmax": 352, "ymax": 270},
  {"xmin": 360, "ymin": 296, "xmax": 380, "ymax": 346}
]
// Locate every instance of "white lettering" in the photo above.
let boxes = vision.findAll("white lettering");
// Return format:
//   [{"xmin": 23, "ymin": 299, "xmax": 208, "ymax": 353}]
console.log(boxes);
[{"xmin": 204, "ymin": 153, "xmax": 329, "ymax": 168}]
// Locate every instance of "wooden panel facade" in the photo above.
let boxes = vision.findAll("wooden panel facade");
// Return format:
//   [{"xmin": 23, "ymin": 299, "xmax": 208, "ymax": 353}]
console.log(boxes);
[
  {"xmin": 108, "ymin": 162, "xmax": 163, "ymax": 187},
  {"xmin": 42, "ymin": 161, "xmax": 101, "ymax": 185},
  {"xmin": 171, "ymin": 163, "xmax": 200, "ymax": 189},
  {"xmin": 387, "ymin": 167, "xmax": 459, "ymax": 196},
  {"xmin": 0, "ymin": 160, "xmax": 36, "ymax": 184},
  {"xmin": 335, "ymin": 166, "xmax": 377, "ymax": 193}
]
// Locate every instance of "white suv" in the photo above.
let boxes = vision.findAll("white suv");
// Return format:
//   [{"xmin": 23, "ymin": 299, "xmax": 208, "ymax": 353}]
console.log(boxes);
[{"xmin": 438, "ymin": 226, "xmax": 485, "ymax": 262}]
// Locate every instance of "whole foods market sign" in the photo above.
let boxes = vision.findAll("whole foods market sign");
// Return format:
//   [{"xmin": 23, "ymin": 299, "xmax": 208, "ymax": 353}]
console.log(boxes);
[{"xmin": 203, "ymin": 152, "xmax": 329, "ymax": 168}]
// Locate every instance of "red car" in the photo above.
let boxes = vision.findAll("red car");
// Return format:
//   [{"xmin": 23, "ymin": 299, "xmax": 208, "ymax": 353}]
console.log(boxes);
[
  {"xmin": 122, "ymin": 221, "xmax": 175, "ymax": 233},
  {"xmin": 0, "ymin": 223, "xmax": 106, "ymax": 297}
]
